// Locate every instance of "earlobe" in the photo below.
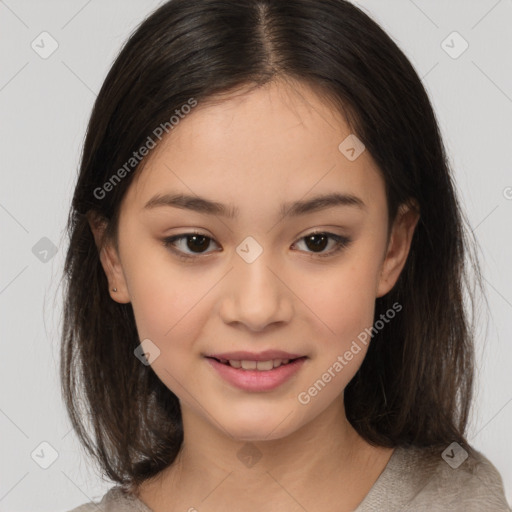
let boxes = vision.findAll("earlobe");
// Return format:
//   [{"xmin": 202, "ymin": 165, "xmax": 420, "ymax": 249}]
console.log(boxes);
[
  {"xmin": 86, "ymin": 210, "xmax": 131, "ymax": 304},
  {"xmin": 98, "ymin": 245, "xmax": 131, "ymax": 304},
  {"xmin": 376, "ymin": 202, "xmax": 420, "ymax": 298}
]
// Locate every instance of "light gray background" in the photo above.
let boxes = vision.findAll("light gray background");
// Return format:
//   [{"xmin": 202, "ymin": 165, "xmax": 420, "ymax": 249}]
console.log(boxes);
[{"xmin": 1, "ymin": 0, "xmax": 511, "ymax": 510}]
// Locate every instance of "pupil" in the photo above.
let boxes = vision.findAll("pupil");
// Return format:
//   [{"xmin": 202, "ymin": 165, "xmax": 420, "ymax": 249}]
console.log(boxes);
[
  {"xmin": 187, "ymin": 235, "xmax": 209, "ymax": 253},
  {"xmin": 306, "ymin": 234, "xmax": 327, "ymax": 252}
]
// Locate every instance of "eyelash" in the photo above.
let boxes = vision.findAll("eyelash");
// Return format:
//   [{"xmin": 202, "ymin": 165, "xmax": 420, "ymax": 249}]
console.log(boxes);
[{"xmin": 161, "ymin": 230, "xmax": 352, "ymax": 261}]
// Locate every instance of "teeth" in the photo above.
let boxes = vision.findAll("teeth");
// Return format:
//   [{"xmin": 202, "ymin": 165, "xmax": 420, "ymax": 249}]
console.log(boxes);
[
  {"xmin": 225, "ymin": 358, "xmax": 293, "ymax": 370},
  {"xmin": 256, "ymin": 360, "xmax": 273, "ymax": 371}
]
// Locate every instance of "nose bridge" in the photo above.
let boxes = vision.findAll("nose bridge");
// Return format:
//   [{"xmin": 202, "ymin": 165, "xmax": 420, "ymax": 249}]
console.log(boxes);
[{"xmin": 219, "ymin": 236, "xmax": 293, "ymax": 330}]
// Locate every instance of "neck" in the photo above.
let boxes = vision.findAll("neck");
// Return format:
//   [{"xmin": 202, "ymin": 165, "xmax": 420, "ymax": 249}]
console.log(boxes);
[{"xmin": 136, "ymin": 398, "xmax": 394, "ymax": 512}]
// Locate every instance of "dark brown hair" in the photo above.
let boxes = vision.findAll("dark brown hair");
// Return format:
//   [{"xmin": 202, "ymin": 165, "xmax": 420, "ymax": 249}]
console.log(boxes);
[{"xmin": 61, "ymin": 0, "xmax": 484, "ymax": 491}]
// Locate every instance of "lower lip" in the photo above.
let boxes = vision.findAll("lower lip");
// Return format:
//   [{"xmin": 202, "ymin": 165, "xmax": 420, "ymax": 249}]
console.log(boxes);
[{"xmin": 206, "ymin": 357, "xmax": 307, "ymax": 392}]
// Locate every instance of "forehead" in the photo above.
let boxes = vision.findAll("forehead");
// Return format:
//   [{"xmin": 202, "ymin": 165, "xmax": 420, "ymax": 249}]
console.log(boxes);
[{"xmin": 121, "ymin": 79, "xmax": 386, "ymax": 219}]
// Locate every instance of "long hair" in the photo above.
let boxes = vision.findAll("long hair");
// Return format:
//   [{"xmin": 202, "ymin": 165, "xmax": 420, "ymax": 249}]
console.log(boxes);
[{"xmin": 60, "ymin": 0, "xmax": 483, "ymax": 491}]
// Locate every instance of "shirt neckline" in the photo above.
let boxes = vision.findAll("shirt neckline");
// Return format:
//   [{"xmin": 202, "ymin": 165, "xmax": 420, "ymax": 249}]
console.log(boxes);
[
  {"xmin": 119, "ymin": 445, "xmax": 407, "ymax": 512},
  {"xmin": 353, "ymin": 445, "xmax": 406, "ymax": 510}
]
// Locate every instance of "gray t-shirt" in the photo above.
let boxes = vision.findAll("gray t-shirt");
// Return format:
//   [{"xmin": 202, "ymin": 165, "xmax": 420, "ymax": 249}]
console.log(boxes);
[{"xmin": 67, "ymin": 445, "xmax": 511, "ymax": 511}]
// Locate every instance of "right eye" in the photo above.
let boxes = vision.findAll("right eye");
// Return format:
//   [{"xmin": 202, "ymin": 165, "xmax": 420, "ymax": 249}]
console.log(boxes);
[{"xmin": 162, "ymin": 232, "xmax": 221, "ymax": 260}]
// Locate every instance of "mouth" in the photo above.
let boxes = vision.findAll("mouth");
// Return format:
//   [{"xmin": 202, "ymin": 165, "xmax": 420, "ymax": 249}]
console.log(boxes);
[
  {"xmin": 206, "ymin": 356, "xmax": 306, "ymax": 371},
  {"xmin": 204, "ymin": 354, "xmax": 308, "ymax": 392}
]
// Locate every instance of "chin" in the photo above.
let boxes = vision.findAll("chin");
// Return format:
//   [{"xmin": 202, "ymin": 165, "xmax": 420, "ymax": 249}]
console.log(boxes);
[{"xmin": 215, "ymin": 404, "xmax": 303, "ymax": 442}]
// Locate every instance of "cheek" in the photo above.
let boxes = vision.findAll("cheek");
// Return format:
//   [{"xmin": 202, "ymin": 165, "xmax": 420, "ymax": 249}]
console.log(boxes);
[
  {"xmin": 122, "ymin": 244, "xmax": 203, "ymax": 344},
  {"xmin": 307, "ymin": 258, "xmax": 379, "ymax": 342},
  {"xmin": 126, "ymin": 257, "xmax": 210, "ymax": 394},
  {"xmin": 295, "ymin": 265, "xmax": 377, "ymax": 407}
]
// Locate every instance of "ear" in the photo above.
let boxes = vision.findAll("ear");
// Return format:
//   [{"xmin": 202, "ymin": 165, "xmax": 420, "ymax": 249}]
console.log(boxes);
[
  {"xmin": 86, "ymin": 210, "xmax": 131, "ymax": 304},
  {"xmin": 376, "ymin": 201, "xmax": 420, "ymax": 298}
]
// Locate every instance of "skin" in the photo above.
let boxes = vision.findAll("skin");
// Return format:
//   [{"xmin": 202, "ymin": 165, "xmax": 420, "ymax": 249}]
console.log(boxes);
[{"xmin": 90, "ymin": 77, "xmax": 420, "ymax": 512}]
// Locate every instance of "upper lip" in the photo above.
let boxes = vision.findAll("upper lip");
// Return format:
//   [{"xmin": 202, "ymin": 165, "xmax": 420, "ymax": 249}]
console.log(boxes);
[{"xmin": 206, "ymin": 350, "xmax": 305, "ymax": 361}]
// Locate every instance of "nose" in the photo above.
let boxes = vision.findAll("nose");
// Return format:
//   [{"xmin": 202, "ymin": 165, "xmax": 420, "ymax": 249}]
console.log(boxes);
[{"xmin": 218, "ymin": 250, "xmax": 294, "ymax": 332}]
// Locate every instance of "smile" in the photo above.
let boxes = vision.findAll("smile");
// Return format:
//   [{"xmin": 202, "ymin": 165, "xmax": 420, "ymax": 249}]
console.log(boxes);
[
  {"xmin": 214, "ymin": 358, "xmax": 295, "ymax": 370},
  {"xmin": 205, "ymin": 356, "xmax": 308, "ymax": 392}
]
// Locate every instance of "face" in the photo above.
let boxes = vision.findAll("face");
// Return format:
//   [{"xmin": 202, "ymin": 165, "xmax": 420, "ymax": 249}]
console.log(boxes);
[{"xmin": 92, "ymin": 78, "xmax": 419, "ymax": 441}]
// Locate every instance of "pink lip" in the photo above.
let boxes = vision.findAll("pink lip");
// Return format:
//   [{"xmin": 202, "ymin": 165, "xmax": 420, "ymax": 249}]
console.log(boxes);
[
  {"xmin": 206, "ymin": 356, "xmax": 307, "ymax": 392},
  {"xmin": 206, "ymin": 350, "xmax": 304, "ymax": 361}
]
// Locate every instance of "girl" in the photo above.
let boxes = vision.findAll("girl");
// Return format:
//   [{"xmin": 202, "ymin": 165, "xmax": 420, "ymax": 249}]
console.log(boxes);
[{"xmin": 62, "ymin": 1, "xmax": 510, "ymax": 510}]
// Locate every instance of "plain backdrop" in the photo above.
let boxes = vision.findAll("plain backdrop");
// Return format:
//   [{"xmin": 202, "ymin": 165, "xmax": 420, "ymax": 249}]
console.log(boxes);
[{"xmin": 0, "ymin": 1, "xmax": 511, "ymax": 510}]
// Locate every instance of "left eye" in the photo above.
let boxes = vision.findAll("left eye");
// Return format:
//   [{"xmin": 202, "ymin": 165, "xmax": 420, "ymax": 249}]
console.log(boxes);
[
  {"xmin": 162, "ymin": 231, "xmax": 352, "ymax": 259},
  {"xmin": 292, "ymin": 231, "xmax": 352, "ymax": 257}
]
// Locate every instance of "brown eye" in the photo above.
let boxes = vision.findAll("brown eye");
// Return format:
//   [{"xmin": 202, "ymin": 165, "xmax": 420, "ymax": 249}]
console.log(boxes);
[
  {"xmin": 293, "ymin": 231, "xmax": 352, "ymax": 257},
  {"xmin": 304, "ymin": 233, "xmax": 329, "ymax": 252},
  {"xmin": 162, "ymin": 233, "xmax": 220, "ymax": 259},
  {"xmin": 162, "ymin": 230, "xmax": 351, "ymax": 261},
  {"xmin": 182, "ymin": 234, "xmax": 210, "ymax": 253}
]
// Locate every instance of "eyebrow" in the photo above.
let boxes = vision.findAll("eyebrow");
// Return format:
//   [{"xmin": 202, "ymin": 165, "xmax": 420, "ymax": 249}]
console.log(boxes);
[{"xmin": 143, "ymin": 192, "xmax": 366, "ymax": 218}]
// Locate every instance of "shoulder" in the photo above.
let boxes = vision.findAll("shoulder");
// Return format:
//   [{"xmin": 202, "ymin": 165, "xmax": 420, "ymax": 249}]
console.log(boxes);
[
  {"xmin": 65, "ymin": 485, "xmax": 152, "ymax": 512},
  {"xmin": 358, "ymin": 444, "xmax": 511, "ymax": 511},
  {"xmin": 411, "ymin": 445, "xmax": 510, "ymax": 511}
]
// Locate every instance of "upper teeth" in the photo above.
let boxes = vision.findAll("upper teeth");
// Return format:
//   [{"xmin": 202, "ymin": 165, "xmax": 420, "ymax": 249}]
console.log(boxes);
[{"xmin": 221, "ymin": 359, "xmax": 291, "ymax": 370}]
